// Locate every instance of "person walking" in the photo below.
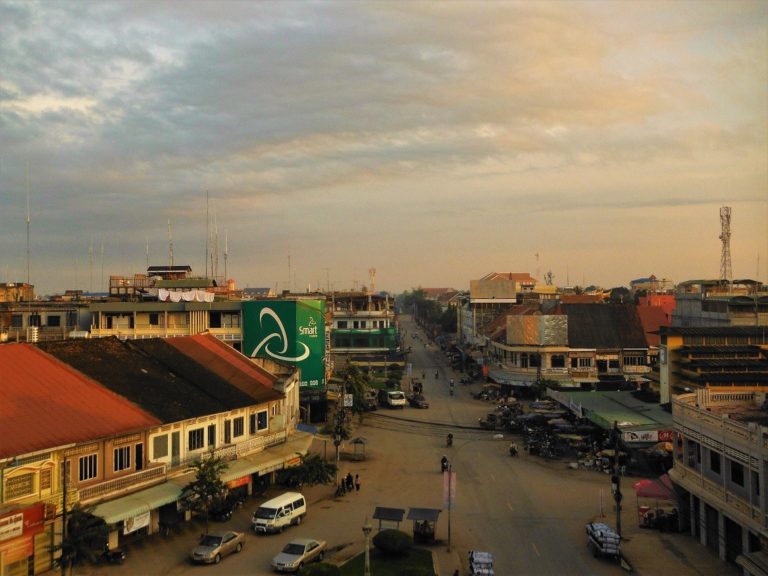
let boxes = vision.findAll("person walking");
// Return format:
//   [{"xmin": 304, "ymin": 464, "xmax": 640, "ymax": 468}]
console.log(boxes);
[
  {"xmin": 355, "ymin": 474, "xmax": 361, "ymax": 492},
  {"xmin": 345, "ymin": 472, "xmax": 354, "ymax": 492}
]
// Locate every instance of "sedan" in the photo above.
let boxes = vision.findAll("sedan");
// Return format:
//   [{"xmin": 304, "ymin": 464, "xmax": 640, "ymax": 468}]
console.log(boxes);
[
  {"xmin": 409, "ymin": 394, "xmax": 430, "ymax": 409},
  {"xmin": 190, "ymin": 531, "xmax": 245, "ymax": 564},
  {"xmin": 271, "ymin": 538, "xmax": 327, "ymax": 572}
]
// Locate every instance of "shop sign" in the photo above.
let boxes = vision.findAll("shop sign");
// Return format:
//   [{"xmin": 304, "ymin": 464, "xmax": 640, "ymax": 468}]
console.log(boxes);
[
  {"xmin": 0, "ymin": 513, "xmax": 23, "ymax": 542},
  {"xmin": 657, "ymin": 430, "xmax": 674, "ymax": 442},
  {"xmin": 123, "ymin": 511, "xmax": 150, "ymax": 535},
  {"xmin": 623, "ymin": 430, "xmax": 659, "ymax": 443},
  {"xmin": 227, "ymin": 476, "xmax": 250, "ymax": 490}
]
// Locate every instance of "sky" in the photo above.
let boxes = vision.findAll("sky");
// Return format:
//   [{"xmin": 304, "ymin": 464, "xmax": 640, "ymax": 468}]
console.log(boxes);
[{"xmin": 1, "ymin": 0, "xmax": 767, "ymax": 296}]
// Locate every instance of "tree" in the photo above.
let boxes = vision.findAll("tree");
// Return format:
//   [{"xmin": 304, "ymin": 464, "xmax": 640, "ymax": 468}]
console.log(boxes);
[
  {"xmin": 339, "ymin": 363, "xmax": 372, "ymax": 413},
  {"xmin": 277, "ymin": 453, "xmax": 337, "ymax": 488},
  {"xmin": 56, "ymin": 504, "xmax": 109, "ymax": 575},
  {"xmin": 182, "ymin": 450, "xmax": 228, "ymax": 534}
]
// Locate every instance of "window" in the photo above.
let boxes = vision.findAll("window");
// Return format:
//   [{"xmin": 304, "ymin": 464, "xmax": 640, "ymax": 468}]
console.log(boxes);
[
  {"xmin": 233, "ymin": 417, "xmax": 245, "ymax": 438},
  {"xmin": 40, "ymin": 468, "xmax": 52, "ymax": 491},
  {"xmin": 551, "ymin": 355, "xmax": 566, "ymax": 368},
  {"xmin": 78, "ymin": 454, "xmax": 98, "ymax": 481},
  {"xmin": 731, "ymin": 461, "xmax": 744, "ymax": 486},
  {"xmin": 11, "ymin": 314, "xmax": 22, "ymax": 328},
  {"xmin": 47, "ymin": 315, "xmax": 61, "ymax": 327},
  {"xmin": 149, "ymin": 313, "xmax": 159, "ymax": 326},
  {"xmin": 710, "ymin": 451, "xmax": 721, "ymax": 474},
  {"xmin": 5, "ymin": 474, "xmax": 34, "ymax": 500},
  {"xmin": 224, "ymin": 420, "xmax": 231, "ymax": 444},
  {"xmin": 189, "ymin": 428, "xmax": 205, "ymax": 451},
  {"xmin": 153, "ymin": 435, "xmax": 169, "ymax": 459},
  {"xmin": 337, "ymin": 321, "xmax": 347, "ymax": 329},
  {"xmin": 250, "ymin": 410, "xmax": 268, "ymax": 433},
  {"xmin": 208, "ymin": 424, "xmax": 217, "ymax": 448},
  {"xmin": 114, "ymin": 446, "xmax": 131, "ymax": 472},
  {"xmin": 29, "ymin": 314, "xmax": 41, "ymax": 327}
]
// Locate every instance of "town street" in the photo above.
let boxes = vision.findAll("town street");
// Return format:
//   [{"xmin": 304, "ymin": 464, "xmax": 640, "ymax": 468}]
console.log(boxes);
[{"xmin": 71, "ymin": 316, "xmax": 736, "ymax": 576}]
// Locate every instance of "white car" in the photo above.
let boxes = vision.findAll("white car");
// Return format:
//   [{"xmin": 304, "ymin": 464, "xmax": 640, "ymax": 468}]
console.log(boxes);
[{"xmin": 271, "ymin": 538, "xmax": 327, "ymax": 572}]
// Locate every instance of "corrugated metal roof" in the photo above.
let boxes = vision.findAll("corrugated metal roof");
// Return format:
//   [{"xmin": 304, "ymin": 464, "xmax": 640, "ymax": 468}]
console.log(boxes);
[
  {"xmin": 39, "ymin": 337, "xmax": 262, "ymax": 423},
  {"xmin": 562, "ymin": 304, "xmax": 647, "ymax": 349},
  {"xmin": 163, "ymin": 335, "xmax": 282, "ymax": 403},
  {"xmin": 0, "ymin": 344, "xmax": 160, "ymax": 459}
]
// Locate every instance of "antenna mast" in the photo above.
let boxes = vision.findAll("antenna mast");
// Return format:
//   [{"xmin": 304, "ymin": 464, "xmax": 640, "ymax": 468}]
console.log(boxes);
[
  {"xmin": 168, "ymin": 219, "xmax": 174, "ymax": 269},
  {"xmin": 719, "ymin": 206, "xmax": 732, "ymax": 284},
  {"xmin": 224, "ymin": 229, "xmax": 228, "ymax": 284},
  {"xmin": 25, "ymin": 161, "xmax": 30, "ymax": 290}
]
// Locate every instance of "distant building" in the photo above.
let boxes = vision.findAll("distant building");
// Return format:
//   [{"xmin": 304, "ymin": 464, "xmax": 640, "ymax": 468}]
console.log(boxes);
[{"xmin": 672, "ymin": 279, "xmax": 767, "ymax": 328}]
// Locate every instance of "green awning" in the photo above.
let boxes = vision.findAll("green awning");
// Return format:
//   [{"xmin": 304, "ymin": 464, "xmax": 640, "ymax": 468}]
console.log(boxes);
[{"xmin": 92, "ymin": 482, "xmax": 181, "ymax": 524}]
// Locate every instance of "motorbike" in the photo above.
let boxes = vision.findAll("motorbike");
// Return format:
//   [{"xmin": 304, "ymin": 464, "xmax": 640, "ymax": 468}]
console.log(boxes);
[
  {"xmin": 509, "ymin": 443, "xmax": 518, "ymax": 457},
  {"xmin": 449, "ymin": 386, "xmax": 454, "ymax": 396},
  {"xmin": 101, "ymin": 546, "xmax": 126, "ymax": 565},
  {"xmin": 441, "ymin": 456, "xmax": 449, "ymax": 472},
  {"xmin": 435, "ymin": 370, "xmax": 439, "ymax": 379},
  {"xmin": 446, "ymin": 433, "xmax": 453, "ymax": 447}
]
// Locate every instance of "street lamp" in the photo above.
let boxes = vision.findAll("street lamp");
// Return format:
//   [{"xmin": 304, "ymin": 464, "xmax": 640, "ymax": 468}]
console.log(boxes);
[
  {"xmin": 610, "ymin": 421, "xmax": 623, "ymax": 538},
  {"xmin": 362, "ymin": 518, "xmax": 373, "ymax": 576}
]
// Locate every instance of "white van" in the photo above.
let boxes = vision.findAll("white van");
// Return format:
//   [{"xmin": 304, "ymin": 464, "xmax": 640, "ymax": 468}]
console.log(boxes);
[
  {"xmin": 252, "ymin": 492, "xmax": 307, "ymax": 534},
  {"xmin": 378, "ymin": 389, "xmax": 407, "ymax": 408}
]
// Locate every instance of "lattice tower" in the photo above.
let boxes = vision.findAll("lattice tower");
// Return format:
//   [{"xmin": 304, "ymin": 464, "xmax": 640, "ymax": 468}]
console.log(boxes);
[{"xmin": 719, "ymin": 206, "xmax": 732, "ymax": 283}]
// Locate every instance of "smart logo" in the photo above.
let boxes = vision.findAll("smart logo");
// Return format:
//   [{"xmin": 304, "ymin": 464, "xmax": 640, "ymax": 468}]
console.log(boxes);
[
  {"xmin": 251, "ymin": 307, "xmax": 310, "ymax": 362},
  {"xmin": 242, "ymin": 300, "xmax": 326, "ymax": 390}
]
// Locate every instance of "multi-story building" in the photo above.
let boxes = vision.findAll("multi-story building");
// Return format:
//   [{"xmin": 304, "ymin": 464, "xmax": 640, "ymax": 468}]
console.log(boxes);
[
  {"xmin": 328, "ymin": 291, "xmax": 397, "ymax": 356},
  {"xmin": 485, "ymin": 303, "xmax": 653, "ymax": 389},
  {"xmin": 1, "ymin": 334, "xmax": 307, "ymax": 571},
  {"xmin": 672, "ymin": 279, "xmax": 768, "ymax": 328},
  {"xmin": 671, "ymin": 387, "xmax": 768, "ymax": 574},
  {"xmin": 657, "ymin": 326, "xmax": 768, "ymax": 403}
]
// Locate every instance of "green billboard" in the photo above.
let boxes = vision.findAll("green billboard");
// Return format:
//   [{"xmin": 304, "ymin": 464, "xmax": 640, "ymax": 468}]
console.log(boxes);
[{"xmin": 242, "ymin": 299, "xmax": 326, "ymax": 390}]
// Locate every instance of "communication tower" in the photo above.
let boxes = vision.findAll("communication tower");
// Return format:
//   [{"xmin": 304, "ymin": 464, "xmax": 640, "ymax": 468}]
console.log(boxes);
[
  {"xmin": 719, "ymin": 206, "xmax": 732, "ymax": 283},
  {"xmin": 368, "ymin": 268, "xmax": 376, "ymax": 295}
]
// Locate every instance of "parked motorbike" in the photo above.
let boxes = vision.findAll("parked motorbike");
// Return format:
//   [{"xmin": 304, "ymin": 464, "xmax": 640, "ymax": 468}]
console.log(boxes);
[
  {"xmin": 101, "ymin": 546, "xmax": 126, "ymax": 565},
  {"xmin": 446, "ymin": 433, "xmax": 453, "ymax": 447},
  {"xmin": 441, "ymin": 456, "xmax": 449, "ymax": 472}
]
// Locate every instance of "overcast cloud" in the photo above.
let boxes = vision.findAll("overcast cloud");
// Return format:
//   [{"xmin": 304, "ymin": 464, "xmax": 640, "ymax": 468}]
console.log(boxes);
[{"xmin": 1, "ymin": 0, "xmax": 766, "ymax": 295}]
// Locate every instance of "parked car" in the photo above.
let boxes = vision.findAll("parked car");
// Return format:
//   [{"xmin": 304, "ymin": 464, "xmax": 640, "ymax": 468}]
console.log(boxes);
[
  {"xmin": 409, "ymin": 394, "xmax": 430, "ymax": 409},
  {"xmin": 190, "ymin": 531, "xmax": 245, "ymax": 564},
  {"xmin": 271, "ymin": 538, "xmax": 327, "ymax": 572}
]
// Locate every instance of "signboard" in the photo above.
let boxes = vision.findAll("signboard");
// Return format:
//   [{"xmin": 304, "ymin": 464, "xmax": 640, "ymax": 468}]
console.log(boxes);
[
  {"xmin": 343, "ymin": 394, "xmax": 354, "ymax": 408},
  {"xmin": 123, "ymin": 511, "xmax": 150, "ymax": 535},
  {"xmin": 623, "ymin": 429, "xmax": 674, "ymax": 443},
  {"xmin": 243, "ymin": 300, "xmax": 326, "ymax": 390}
]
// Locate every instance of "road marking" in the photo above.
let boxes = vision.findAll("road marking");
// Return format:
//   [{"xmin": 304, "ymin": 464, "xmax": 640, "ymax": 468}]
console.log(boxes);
[
  {"xmin": 507, "ymin": 501, "xmax": 514, "ymax": 512},
  {"xmin": 489, "ymin": 473, "xmax": 496, "ymax": 482},
  {"xmin": 531, "ymin": 542, "xmax": 540, "ymax": 556}
]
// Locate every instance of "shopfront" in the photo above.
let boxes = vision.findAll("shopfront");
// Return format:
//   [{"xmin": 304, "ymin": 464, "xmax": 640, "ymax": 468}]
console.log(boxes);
[{"xmin": 0, "ymin": 504, "xmax": 50, "ymax": 576}]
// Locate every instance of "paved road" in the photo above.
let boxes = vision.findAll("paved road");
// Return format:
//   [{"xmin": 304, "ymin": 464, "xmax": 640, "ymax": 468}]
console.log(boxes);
[{"xmin": 70, "ymin": 316, "xmax": 738, "ymax": 576}]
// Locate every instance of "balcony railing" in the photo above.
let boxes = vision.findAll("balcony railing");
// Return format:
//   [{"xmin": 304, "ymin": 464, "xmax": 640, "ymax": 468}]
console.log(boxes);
[
  {"xmin": 79, "ymin": 464, "xmax": 167, "ymax": 503},
  {"xmin": 672, "ymin": 465, "xmax": 767, "ymax": 529}
]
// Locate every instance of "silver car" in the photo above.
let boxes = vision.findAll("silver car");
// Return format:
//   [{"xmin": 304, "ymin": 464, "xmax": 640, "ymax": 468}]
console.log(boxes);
[
  {"xmin": 271, "ymin": 538, "xmax": 327, "ymax": 572},
  {"xmin": 190, "ymin": 531, "xmax": 245, "ymax": 564}
]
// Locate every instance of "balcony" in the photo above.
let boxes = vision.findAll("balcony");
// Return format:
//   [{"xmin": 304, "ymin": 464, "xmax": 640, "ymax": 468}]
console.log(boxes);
[{"xmin": 78, "ymin": 464, "xmax": 167, "ymax": 503}]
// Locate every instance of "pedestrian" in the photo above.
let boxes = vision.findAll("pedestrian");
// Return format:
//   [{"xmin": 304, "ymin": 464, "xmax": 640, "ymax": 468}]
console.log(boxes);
[
  {"xmin": 346, "ymin": 472, "xmax": 354, "ymax": 491},
  {"xmin": 355, "ymin": 474, "xmax": 361, "ymax": 492}
]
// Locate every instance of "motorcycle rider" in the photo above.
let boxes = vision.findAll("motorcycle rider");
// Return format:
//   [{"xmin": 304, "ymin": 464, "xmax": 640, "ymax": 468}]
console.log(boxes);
[
  {"xmin": 446, "ymin": 433, "xmax": 453, "ymax": 447},
  {"xmin": 441, "ymin": 455, "xmax": 449, "ymax": 472}
]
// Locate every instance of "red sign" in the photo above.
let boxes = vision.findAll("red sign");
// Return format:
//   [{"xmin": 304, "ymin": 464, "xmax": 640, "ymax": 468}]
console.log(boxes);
[
  {"xmin": 658, "ymin": 430, "xmax": 674, "ymax": 442},
  {"xmin": 227, "ymin": 476, "xmax": 250, "ymax": 489},
  {"xmin": 0, "ymin": 504, "xmax": 46, "ymax": 564}
]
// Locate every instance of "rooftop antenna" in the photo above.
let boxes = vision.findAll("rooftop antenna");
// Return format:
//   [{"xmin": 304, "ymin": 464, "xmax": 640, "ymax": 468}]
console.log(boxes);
[
  {"xmin": 88, "ymin": 238, "xmax": 94, "ymax": 293},
  {"xmin": 368, "ymin": 268, "xmax": 376, "ymax": 295},
  {"xmin": 535, "ymin": 252, "xmax": 540, "ymax": 284},
  {"xmin": 25, "ymin": 160, "xmax": 30, "ymax": 290},
  {"xmin": 100, "ymin": 241, "xmax": 104, "ymax": 293},
  {"xmin": 205, "ymin": 190, "xmax": 209, "ymax": 279},
  {"xmin": 224, "ymin": 229, "xmax": 228, "ymax": 284},
  {"xmin": 168, "ymin": 218, "xmax": 174, "ymax": 269},
  {"xmin": 287, "ymin": 253, "xmax": 292, "ymax": 293},
  {"xmin": 145, "ymin": 238, "xmax": 150, "ymax": 270},
  {"xmin": 720, "ymin": 206, "xmax": 732, "ymax": 285}
]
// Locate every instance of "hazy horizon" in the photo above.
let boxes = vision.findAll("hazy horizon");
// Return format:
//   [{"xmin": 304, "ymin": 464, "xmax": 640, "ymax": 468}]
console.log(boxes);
[{"xmin": 2, "ymin": 1, "xmax": 766, "ymax": 295}]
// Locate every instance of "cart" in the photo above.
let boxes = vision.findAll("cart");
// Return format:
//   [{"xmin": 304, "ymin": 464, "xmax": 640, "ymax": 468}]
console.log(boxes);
[
  {"xmin": 586, "ymin": 522, "xmax": 621, "ymax": 561},
  {"xmin": 468, "ymin": 550, "xmax": 494, "ymax": 575}
]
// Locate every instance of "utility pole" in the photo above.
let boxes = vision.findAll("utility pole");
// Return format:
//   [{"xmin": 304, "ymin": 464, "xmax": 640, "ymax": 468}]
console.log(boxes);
[{"xmin": 610, "ymin": 421, "xmax": 623, "ymax": 537}]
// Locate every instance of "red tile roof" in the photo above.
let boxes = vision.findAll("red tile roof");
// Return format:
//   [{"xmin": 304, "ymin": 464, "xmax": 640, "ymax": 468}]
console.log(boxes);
[{"xmin": 0, "ymin": 344, "xmax": 160, "ymax": 459}]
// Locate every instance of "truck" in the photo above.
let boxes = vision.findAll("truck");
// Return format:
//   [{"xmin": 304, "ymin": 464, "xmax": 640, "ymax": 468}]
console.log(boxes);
[{"xmin": 378, "ymin": 389, "xmax": 407, "ymax": 408}]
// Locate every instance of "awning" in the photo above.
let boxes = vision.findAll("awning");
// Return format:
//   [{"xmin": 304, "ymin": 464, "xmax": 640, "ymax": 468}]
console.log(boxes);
[
  {"xmin": 220, "ymin": 431, "xmax": 314, "ymax": 483},
  {"xmin": 93, "ymin": 482, "xmax": 181, "ymax": 525},
  {"xmin": 633, "ymin": 474, "xmax": 676, "ymax": 500},
  {"xmin": 407, "ymin": 508, "xmax": 441, "ymax": 522}
]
